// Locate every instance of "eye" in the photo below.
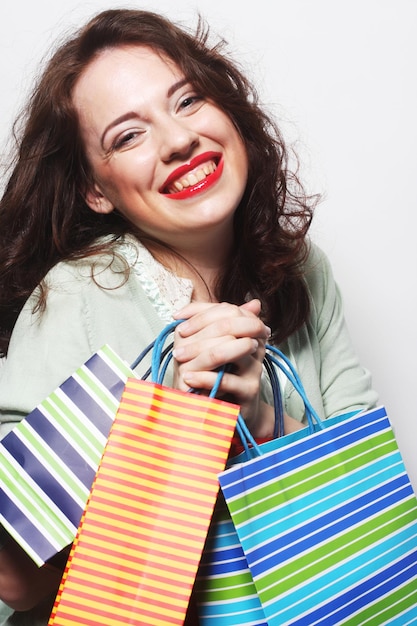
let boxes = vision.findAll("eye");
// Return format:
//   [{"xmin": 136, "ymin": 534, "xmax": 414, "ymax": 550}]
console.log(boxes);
[
  {"xmin": 179, "ymin": 94, "xmax": 204, "ymax": 110},
  {"xmin": 110, "ymin": 128, "xmax": 146, "ymax": 152},
  {"xmin": 113, "ymin": 130, "xmax": 141, "ymax": 151}
]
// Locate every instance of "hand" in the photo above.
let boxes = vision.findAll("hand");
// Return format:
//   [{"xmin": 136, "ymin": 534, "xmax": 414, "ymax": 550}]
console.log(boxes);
[
  {"xmin": 172, "ymin": 299, "xmax": 270, "ymax": 428},
  {"xmin": 0, "ymin": 536, "xmax": 63, "ymax": 611}
]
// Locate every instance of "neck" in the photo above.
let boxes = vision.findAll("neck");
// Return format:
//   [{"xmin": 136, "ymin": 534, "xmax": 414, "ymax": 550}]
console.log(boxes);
[{"xmin": 144, "ymin": 230, "xmax": 232, "ymax": 303}]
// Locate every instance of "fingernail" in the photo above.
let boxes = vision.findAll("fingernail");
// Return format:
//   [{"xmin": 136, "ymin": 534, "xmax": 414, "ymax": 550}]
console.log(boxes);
[{"xmin": 177, "ymin": 320, "xmax": 190, "ymax": 336}]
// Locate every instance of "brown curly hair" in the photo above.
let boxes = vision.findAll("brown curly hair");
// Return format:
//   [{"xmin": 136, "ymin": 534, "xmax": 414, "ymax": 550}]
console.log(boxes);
[{"xmin": 0, "ymin": 8, "xmax": 318, "ymax": 356}]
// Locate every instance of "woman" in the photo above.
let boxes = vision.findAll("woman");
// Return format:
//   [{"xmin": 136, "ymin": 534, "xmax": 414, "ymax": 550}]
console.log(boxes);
[{"xmin": 0, "ymin": 9, "xmax": 377, "ymax": 624}]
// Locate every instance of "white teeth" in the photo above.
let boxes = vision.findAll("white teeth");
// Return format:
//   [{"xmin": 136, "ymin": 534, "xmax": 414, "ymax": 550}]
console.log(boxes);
[
  {"xmin": 167, "ymin": 160, "xmax": 217, "ymax": 194},
  {"xmin": 187, "ymin": 173, "xmax": 198, "ymax": 186},
  {"xmin": 173, "ymin": 180, "xmax": 184, "ymax": 192}
]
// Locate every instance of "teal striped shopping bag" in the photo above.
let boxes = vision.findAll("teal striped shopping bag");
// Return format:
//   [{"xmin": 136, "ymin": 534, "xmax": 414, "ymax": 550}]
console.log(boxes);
[{"xmin": 218, "ymin": 347, "xmax": 417, "ymax": 625}]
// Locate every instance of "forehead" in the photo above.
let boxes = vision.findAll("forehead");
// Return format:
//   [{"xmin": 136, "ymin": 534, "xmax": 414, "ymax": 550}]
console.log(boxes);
[
  {"xmin": 72, "ymin": 45, "xmax": 185, "ymax": 129},
  {"xmin": 78, "ymin": 44, "xmax": 182, "ymax": 88}
]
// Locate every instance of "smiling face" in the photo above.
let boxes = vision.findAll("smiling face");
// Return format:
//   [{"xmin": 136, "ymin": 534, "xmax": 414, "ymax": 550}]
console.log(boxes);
[{"xmin": 73, "ymin": 45, "xmax": 248, "ymax": 258}]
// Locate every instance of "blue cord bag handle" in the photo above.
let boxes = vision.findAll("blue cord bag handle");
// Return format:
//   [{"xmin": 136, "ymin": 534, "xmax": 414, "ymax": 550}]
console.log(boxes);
[
  {"xmin": 265, "ymin": 345, "xmax": 323, "ymax": 429},
  {"xmin": 129, "ymin": 320, "xmax": 178, "ymax": 382},
  {"xmin": 234, "ymin": 344, "xmax": 324, "ymax": 457}
]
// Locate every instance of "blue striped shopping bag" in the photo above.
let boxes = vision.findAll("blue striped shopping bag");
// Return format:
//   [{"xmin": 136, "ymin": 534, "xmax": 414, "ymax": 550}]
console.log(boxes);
[
  {"xmin": 218, "ymin": 347, "xmax": 417, "ymax": 625},
  {"xmin": 195, "ymin": 350, "xmax": 287, "ymax": 625},
  {"xmin": 196, "ymin": 491, "xmax": 268, "ymax": 626},
  {"xmin": 0, "ymin": 345, "xmax": 135, "ymax": 566}
]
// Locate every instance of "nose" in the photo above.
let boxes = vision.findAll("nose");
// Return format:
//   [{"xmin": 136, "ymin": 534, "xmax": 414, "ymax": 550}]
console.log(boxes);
[{"xmin": 158, "ymin": 116, "xmax": 199, "ymax": 162}]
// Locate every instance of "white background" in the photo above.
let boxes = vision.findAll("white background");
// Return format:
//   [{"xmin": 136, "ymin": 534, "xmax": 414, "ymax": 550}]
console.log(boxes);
[{"xmin": 1, "ymin": 0, "xmax": 416, "ymax": 487}]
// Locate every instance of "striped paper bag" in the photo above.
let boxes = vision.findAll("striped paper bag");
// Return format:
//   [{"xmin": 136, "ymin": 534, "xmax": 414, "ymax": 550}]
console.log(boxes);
[
  {"xmin": 0, "ymin": 345, "xmax": 135, "ymax": 565},
  {"xmin": 195, "ymin": 344, "xmax": 311, "ymax": 625},
  {"xmin": 48, "ymin": 377, "xmax": 240, "ymax": 626},
  {"xmin": 195, "ymin": 492, "xmax": 268, "ymax": 625},
  {"xmin": 219, "ymin": 406, "xmax": 417, "ymax": 625}
]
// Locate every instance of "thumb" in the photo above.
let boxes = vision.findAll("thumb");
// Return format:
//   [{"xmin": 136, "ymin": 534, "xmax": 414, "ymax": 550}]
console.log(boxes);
[{"xmin": 240, "ymin": 298, "xmax": 262, "ymax": 316}]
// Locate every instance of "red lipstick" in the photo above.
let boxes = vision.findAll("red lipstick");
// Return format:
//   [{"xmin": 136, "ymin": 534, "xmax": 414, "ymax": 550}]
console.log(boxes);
[{"xmin": 161, "ymin": 152, "xmax": 223, "ymax": 200}]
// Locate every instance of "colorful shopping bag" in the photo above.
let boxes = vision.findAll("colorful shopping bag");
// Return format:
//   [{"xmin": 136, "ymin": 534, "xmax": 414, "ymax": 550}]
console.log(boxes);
[
  {"xmin": 195, "ymin": 430, "xmax": 324, "ymax": 626},
  {"xmin": 195, "ymin": 351, "xmax": 288, "ymax": 625},
  {"xmin": 49, "ymin": 323, "xmax": 240, "ymax": 625},
  {"xmin": 0, "ymin": 344, "xmax": 135, "ymax": 565},
  {"xmin": 196, "ymin": 492, "xmax": 268, "ymax": 625},
  {"xmin": 218, "ymin": 347, "xmax": 417, "ymax": 625}
]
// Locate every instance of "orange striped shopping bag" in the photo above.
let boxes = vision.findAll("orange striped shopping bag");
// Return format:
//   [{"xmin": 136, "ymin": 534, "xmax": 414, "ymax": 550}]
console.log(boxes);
[{"xmin": 48, "ymin": 376, "xmax": 239, "ymax": 625}]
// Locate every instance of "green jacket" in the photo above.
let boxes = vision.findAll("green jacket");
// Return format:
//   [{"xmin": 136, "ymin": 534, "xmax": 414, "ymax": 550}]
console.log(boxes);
[
  {"xmin": 0, "ymin": 241, "xmax": 378, "ymax": 625},
  {"xmin": 0, "ymin": 242, "xmax": 377, "ymax": 433}
]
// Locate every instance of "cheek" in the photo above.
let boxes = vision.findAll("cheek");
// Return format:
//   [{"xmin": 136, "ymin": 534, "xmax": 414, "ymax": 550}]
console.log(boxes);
[
  {"xmin": 110, "ymin": 152, "xmax": 156, "ymax": 192},
  {"xmin": 221, "ymin": 118, "xmax": 248, "ymax": 165},
  {"xmin": 231, "ymin": 135, "xmax": 249, "ymax": 181},
  {"xmin": 93, "ymin": 160, "xmax": 135, "ymax": 198}
]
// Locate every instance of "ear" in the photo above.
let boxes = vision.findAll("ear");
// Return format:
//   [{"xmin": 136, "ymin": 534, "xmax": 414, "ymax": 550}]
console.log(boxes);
[{"xmin": 85, "ymin": 182, "xmax": 114, "ymax": 215}]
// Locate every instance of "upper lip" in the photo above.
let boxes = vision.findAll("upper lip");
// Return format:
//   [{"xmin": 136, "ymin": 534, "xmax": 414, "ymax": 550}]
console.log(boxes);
[{"xmin": 160, "ymin": 151, "xmax": 221, "ymax": 193}]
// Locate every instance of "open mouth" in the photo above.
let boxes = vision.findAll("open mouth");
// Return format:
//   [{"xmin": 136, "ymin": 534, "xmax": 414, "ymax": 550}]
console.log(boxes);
[
  {"xmin": 165, "ymin": 160, "xmax": 217, "ymax": 195},
  {"xmin": 161, "ymin": 152, "xmax": 223, "ymax": 199}
]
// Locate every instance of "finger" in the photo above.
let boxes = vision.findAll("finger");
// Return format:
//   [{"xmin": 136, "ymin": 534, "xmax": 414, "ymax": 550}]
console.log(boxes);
[
  {"xmin": 182, "ymin": 366, "xmax": 261, "ymax": 401},
  {"xmin": 175, "ymin": 298, "xmax": 262, "ymax": 321},
  {"xmin": 175, "ymin": 302, "xmax": 242, "ymax": 337},
  {"xmin": 172, "ymin": 301, "xmax": 218, "ymax": 320},
  {"xmin": 239, "ymin": 298, "xmax": 262, "ymax": 316},
  {"xmin": 176, "ymin": 308, "xmax": 270, "ymax": 341},
  {"xmin": 174, "ymin": 300, "xmax": 260, "ymax": 329},
  {"xmin": 173, "ymin": 336, "xmax": 260, "ymax": 368}
]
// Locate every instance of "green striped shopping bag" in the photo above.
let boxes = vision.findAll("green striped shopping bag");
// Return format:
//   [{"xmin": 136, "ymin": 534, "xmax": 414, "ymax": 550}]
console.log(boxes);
[
  {"xmin": 0, "ymin": 345, "xmax": 136, "ymax": 565},
  {"xmin": 218, "ymin": 346, "xmax": 417, "ymax": 625}
]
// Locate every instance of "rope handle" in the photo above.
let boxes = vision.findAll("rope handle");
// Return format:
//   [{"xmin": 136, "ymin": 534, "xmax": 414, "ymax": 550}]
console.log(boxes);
[{"xmin": 234, "ymin": 345, "xmax": 324, "ymax": 457}]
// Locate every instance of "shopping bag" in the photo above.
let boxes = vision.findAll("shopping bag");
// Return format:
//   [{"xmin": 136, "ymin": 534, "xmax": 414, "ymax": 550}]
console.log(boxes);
[
  {"xmin": 195, "ymin": 492, "xmax": 268, "ymax": 625},
  {"xmin": 194, "ymin": 351, "xmax": 288, "ymax": 625},
  {"xmin": 219, "ymin": 346, "xmax": 417, "ymax": 625},
  {"xmin": 49, "ymin": 322, "xmax": 240, "ymax": 626},
  {"xmin": 0, "ymin": 344, "xmax": 135, "ymax": 565}
]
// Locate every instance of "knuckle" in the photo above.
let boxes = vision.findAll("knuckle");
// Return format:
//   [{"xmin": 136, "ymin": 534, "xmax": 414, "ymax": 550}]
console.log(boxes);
[
  {"xmin": 245, "ymin": 377, "xmax": 260, "ymax": 399},
  {"xmin": 257, "ymin": 341, "xmax": 266, "ymax": 358},
  {"xmin": 207, "ymin": 344, "xmax": 224, "ymax": 365},
  {"xmin": 219, "ymin": 302, "xmax": 240, "ymax": 316},
  {"xmin": 216, "ymin": 317, "xmax": 233, "ymax": 336}
]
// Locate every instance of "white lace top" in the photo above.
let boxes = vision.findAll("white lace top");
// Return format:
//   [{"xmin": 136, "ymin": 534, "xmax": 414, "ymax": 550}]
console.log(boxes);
[{"xmin": 118, "ymin": 238, "xmax": 194, "ymax": 321}]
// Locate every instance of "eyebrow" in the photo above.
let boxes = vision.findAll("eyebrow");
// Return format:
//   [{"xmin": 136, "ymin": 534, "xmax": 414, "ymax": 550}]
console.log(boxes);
[
  {"xmin": 167, "ymin": 78, "xmax": 188, "ymax": 98},
  {"xmin": 100, "ymin": 78, "xmax": 190, "ymax": 148}
]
